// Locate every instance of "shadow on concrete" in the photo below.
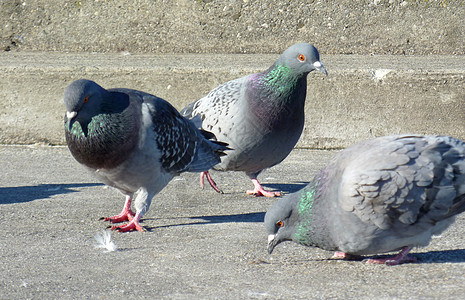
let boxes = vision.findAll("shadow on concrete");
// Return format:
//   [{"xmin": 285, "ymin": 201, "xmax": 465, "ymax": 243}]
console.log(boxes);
[
  {"xmin": 343, "ymin": 249, "xmax": 465, "ymax": 265},
  {"xmin": 0, "ymin": 183, "xmax": 103, "ymax": 204},
  {"xmin": 413, "ymin": 249, "xmax": 465, "ymax": 264},
  {"xmin": 143, "ymin": 212, "xmax": 265, "ymax": 231},
  {"xmin": 262, "ymin": 181, "xmax": 309, "ymax": 194},
  {"xmin": 189, "ymin": 212, "xmax": 265, "ymax": 223}
]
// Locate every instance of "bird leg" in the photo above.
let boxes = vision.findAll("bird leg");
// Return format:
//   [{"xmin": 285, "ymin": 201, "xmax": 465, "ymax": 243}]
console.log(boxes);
[
  {"xmin": 111, "ymin": 212, "xmax": 145, "ymax": 232},
  {"xmin": 200, "ymin": 171, "xmax": 223, "ymax": 194},
  {"xmin": 332, "ymin": 252, "xmax": 352, "ymax": 259},
  {"xmin": 103, "ymin": 195, "xmax": 135, "ymax": 223},
  {"xmin": 247, "ymin": 178, "xmax": 282, "ymax": 197},
  {"xmin": 365, "ymin": 247, "xmax": 417, "ymax": 266},
  {"xmin": 332, "ymin": 251, "xmax": 347, "ymax": 258},
  {"xmin": 331, "ymin": 252, "xmax": 362, "ymax": 260}
]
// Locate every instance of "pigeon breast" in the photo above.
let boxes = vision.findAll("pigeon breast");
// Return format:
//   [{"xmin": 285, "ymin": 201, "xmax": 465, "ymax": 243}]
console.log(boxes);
[{"xmin": 65, "ymin": 92, "xmax": 141, "ymax": 170}]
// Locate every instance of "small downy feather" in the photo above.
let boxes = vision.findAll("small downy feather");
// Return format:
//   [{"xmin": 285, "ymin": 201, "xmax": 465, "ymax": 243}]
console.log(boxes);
[{"xmin": 94, "ymin": 230, "xmax": 118, "ymax": 252}]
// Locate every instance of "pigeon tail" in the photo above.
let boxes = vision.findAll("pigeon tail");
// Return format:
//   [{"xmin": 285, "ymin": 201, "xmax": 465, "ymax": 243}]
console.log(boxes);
[
  {"xmin": 438, "ymin": 194, "xmax": 465, "ymax": 221},
  {"xmin": 185, "ymin": 140, "xmax": 228, "ymax": 172},
  {"xmin": 180, "ymin": 102, "xmax": 196, "ymax": 120}
]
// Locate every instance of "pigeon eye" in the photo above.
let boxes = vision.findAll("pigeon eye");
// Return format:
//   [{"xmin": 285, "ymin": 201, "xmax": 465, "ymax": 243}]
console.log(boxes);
[
  {"xmin": 298, "ymin": 54, "xmax": 306, "ymax": 62},
  {"xmin": 83, "ymin": 96, "xmax": 89, "ymax": 103},
  {"xmin": 276, "ymin": 220, "xmax": 284, "ymax": 227}
]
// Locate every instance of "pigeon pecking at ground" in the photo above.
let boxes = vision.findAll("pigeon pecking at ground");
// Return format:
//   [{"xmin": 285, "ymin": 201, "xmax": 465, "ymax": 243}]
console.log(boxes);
[
  {"xmin": 181, "ymin": 43, "xmax": 327, "ymax": 197},
  {"xmin": 265, "ymin": 135, "xmax": 465, "ymax": 265},
  {"xmin": 64, "ymin": 79, "xmax": 228, "ymax": 232}
]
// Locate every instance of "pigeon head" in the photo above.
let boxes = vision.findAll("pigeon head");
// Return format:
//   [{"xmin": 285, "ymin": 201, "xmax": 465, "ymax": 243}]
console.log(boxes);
[
  {"xmin": 264, "ymin": 194, "xmax": 299, "ymax": 254},
  {"xmin": 64, "ymin": 79, "xmax": 108, "ymax": 132},
  {"xmin": 277, "ymin": 43, "xmax": 327, "ymax": 76}
]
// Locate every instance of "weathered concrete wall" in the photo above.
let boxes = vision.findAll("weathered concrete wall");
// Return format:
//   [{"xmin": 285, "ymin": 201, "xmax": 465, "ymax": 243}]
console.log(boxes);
[
  {"xmin": 1, "ymin": 53, "xmax": 463, "ymax": 148},
  {"xmin": 1, "ymin": 0, "xmax": 464, "ymax": 55}
]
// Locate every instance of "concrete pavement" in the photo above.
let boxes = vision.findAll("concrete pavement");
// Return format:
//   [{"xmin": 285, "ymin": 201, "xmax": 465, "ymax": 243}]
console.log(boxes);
[{"xmin": 1, "ymin": 145, "xmax": 465, "ymax": 299}]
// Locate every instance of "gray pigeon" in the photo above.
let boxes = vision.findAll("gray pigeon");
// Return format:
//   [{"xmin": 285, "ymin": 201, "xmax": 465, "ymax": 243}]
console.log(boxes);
[
  {"xmin": 64, "ymin": 79, "xmax": 228, "ymax": 232},
  {"xmin": 181, "ymin": 43, "xmax": 327, "ymax": 197},
  {"xmin": 265, "ymin": 135, "xmax": 465, "ymax": 265}
]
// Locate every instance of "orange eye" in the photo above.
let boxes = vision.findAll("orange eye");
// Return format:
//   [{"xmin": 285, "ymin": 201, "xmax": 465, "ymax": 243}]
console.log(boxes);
[
  {"xmin": 83, "ymin": 96, "xmax": 89, "ymax": 103},
  {"xmin": 298, "ymin": 54, "xmax": 305, "ymax": 61},
  {"xmin": 276, "ymin": 221, "xmax": 284, "ymax": 227}
]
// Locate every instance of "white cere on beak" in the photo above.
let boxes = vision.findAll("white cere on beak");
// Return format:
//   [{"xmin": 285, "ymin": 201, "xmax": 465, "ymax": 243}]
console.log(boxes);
[
  {"xmin": 313, "ymin": 61, "xmax": 328, "ymax": 75},
  {"xmin": 66, "ymin": 111, "xmax": 78, "ymax": 119},
  {"xmin": 268, "ymin": 234, "xmax": 276, "ymax": 244}
]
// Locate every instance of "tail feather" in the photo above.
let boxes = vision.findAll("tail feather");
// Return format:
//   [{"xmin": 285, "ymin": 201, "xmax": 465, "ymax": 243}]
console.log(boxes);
[
  {"xmin": 185, "ymin": 129, "xmax": 230, "ymax": 173},
  {"xmin": 182, "ymin": 108, "xmax": 231, "ymax": 172},
  {"xmin": 208, "ymin": 139, "xmax": 231, "ymax": 157},
  {"xmin": 434, "ymin": 137, "xmax": 465, "ymax": 221},
  {"xmin": 181, "ymin": 102, "xmax": 196, "ymax": 119},
  {"xmin": 199, "ymin": 128, "xmax": 216, "ymax": 141},
  {"xmin": 439, "ymin": 194, "xmax": 465, "ymax": 221}
]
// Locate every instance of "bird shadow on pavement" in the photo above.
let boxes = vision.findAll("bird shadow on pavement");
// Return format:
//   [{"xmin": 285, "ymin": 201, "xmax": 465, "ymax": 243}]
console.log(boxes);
[
  {"xmin": 410, "ymin": 249, "xmax": 465, "ymax": 264},
  {"xmin": 286, "ymin": 249, "xmax": 465, "ymax": 265},
  {"xmin": 262, "ymin": 181, "xmax": 309, "ymax": 194},
  {"xmin": 142, "ymin": 211, "xmax": 265, "ymax": 231},
  {"xmin": 335, "ymin": 249, "xmax": 465, "ymax": 265},
  {"xmin": 0, "ymin": 183, "xmax": 103, "ymax": 204}
]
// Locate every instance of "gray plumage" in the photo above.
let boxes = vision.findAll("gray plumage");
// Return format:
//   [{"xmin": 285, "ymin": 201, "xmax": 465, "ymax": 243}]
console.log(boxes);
[
  {"xmin": 265, "ymin": 135, "xmax": 465, "ymax": 265},
  {"xmin": 64, "ymin": 79, "xmax": 228, "ymax": 231},
  {"xmin": 181, "ymin": 43, "xmax": 327, "ymax": 197}
]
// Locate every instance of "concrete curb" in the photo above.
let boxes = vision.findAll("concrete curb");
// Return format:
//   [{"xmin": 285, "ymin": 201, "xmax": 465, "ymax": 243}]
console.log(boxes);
[{"xmin": 1, "ymin": 52, "xmax": 464, "ymax": 148}]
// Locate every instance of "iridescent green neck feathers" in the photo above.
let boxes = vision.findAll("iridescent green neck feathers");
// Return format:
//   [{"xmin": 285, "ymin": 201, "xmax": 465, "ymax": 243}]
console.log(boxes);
[
  {"xmin": 262, "ymin": 64, "xmax": 299, "ymax": 96},
  {"xmin": 294, "ymin": 186, "xmax": 317, "ymax": 246}
]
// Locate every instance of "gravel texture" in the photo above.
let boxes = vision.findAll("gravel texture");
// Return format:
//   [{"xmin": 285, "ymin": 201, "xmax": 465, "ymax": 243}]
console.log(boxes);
[{"xmin": 1, "ymin": 0, "xmax": 464, "ymax": 55}]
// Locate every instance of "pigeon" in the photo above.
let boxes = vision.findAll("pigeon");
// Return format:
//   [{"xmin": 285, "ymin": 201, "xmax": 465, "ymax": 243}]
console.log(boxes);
[
  {"xmin": 64, "ymin": 79, "xmax": 228, "ymax": 232},
  {"xmin": 265, "ymin": 135, "xmax": 465, "ymax": 265},
  {"xmin": 181, "ymin": 43, "xmax": 327, "ymax": 197}
]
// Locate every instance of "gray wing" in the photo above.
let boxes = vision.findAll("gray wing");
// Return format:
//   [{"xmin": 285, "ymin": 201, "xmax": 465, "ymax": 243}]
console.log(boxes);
[
  {"xmin": 340, "ymin": 135, "xmax": 465, "ymax": 230},
  {"xmin": 180, "ymin": 76, "xmax": 248, "ymax": 135},
  {"xmin": 143, "ymin": 94, "xmax": 224, "ymax": 173}
]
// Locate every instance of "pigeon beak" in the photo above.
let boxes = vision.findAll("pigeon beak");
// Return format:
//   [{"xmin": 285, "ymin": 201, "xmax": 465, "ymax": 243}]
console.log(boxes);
[
  {"xmin": 313, "ymin": 61, "xmax": 328, "ymax": 76},
  {"xmin": 66, "ymin": 111, "xmax": 78, "ymax": 131},
  {"xmin": 267, "ymin": 234, "xmax": 279, "ymax": 254}
]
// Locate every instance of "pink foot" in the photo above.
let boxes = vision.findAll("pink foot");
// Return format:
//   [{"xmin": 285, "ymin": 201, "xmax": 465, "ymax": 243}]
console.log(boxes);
[
  {"xmin": 200, "ymin": 171, "xmax": 223, "ymax": 194},
  {"xmin": 102, "ymin": 195, "xmax": 135, "ymax": 223},
  {"xmin": 333, "ymin": 252, "xmax": 348, "ymax": 259},
  {"xmin": 365, "ymin": 247, "xmax": 417, "ymax": 266},
  {"xmin": 247, "ymin": 179, "xmax": 281, "ymax": 197},
  {"xmin": 331, "ymin": 252, "xmax": 361, "ymax": 260},
  {"xmin": 111, "ymin": 212, "xmax": 145, "ymax": 232}
]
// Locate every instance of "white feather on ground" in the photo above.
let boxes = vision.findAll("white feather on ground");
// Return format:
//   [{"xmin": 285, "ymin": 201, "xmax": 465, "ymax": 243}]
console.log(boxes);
[{"xmin": 94, "ymin": 230, "xmax": 118, "ymax": 252}]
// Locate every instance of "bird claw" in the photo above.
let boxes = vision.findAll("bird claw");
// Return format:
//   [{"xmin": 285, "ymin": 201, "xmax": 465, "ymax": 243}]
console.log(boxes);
[
  {"xmin": 200, "ymin": 171, "xmax": 224, "ymax": 194},
  {"xmin": 111, "ymin": 220, "xmax": 145, "ymax": 232},
  {"xmin": 332, "ymin": 252, "xmax": 348, "ymax": 259},
  {"xmin": 247, "ymin": 178, "xmax": 282, "ymax": 197},
  {"xmin": 331, "ymin": 252, "xmax": 362, "ymax": 261},
  {"xmin": 365, "ymin": 256, "xmax": 417, "ymax": 266},
  {"xmin": 102, "ymin": 210, "xmax": 135, "ymax": 223},
  {"xmin": 364, "ymin": 246, "xmax": 416, "ymax": 265},
  {"xmin": 247, "ymin": 188, "xmax": 281, "ymax": 198}
]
